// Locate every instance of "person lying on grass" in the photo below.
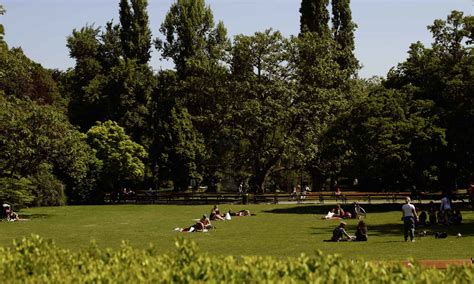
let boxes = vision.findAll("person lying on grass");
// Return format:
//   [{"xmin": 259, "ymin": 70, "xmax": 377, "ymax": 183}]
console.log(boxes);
[
  {"xmin": 175, "ymin": 214, "xmax": 212, "ymax": 232},
  {"xmin": 210, "ymin": 205, "xmax": 225, "ymax": 221},
  {"xmin": 321, "ymin": 205, "xmax": 351, "ymax": 219},
  {"xmin": 228, "ymin": 209, "xmax": 253, "ymax": 217}
]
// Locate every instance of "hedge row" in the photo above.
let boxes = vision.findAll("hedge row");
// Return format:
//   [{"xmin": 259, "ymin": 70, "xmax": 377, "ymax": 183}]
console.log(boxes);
[{"xmin": 0, "ymin": 235, "xmax": 472, "ymax": 283}]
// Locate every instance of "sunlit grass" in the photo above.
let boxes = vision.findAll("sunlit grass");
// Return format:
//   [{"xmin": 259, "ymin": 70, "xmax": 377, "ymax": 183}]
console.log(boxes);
[{"xmin": 1, "ymin": 204, "xmax": 472, "ymax": 261}]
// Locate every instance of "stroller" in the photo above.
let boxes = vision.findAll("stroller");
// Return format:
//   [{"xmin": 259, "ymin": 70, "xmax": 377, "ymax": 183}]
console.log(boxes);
[{"xmin": 354, "ymin": 202, "xmax": 366, "ymax": 219}]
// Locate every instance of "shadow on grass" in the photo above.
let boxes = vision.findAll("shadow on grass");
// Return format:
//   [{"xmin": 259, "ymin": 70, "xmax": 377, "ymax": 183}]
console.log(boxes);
[
  {"xmin": 264, "ymin": 204, "xmax": 405, "ymax": 215},
  {"xmin": 19, "ymin": 214, "xmax": 49, "ymax": 219}
]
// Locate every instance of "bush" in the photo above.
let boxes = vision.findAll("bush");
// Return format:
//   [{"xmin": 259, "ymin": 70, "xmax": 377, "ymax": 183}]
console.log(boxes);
[
  {"xmin": 0, "ymin": 177, "xmax": 34, "ymax": 209},
  {"xmin": 30, "ymin": 164, "xmax": 67, "ymax": 206},
  {"xmin": 0, "ymin": 236, "xmax": 472, "ymax": 283}
]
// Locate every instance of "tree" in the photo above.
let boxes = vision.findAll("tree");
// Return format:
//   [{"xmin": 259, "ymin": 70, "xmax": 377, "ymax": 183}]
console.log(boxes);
[
  {"xmin": 119, "ymin": 0, "xmax": 152, "ymax": 64},
  {"xmin": 0, "ymin": 5, "xmax": 5, "ymax": 47},
  {"xmin": 66, "ymin": 11, "xmax": 155, "ymax": 144},
  {"xmin": 154, "ymin": 0, "xmax": 229, "ymax": 190},
  {"xmin": 331, "ymin": 0, "xmax": 358, "ymax": 77},
  {"xmin": 324, "ymin": 88, "xmax": 446, "ymax": 192},
  {"xmin": 296, "ymin": 0, "xmax": 360, "ymax": 190},
  {"xmin": 0, "ymin": 96, "xmax": 100, "ymax": 205},
  {"xmin": 385, "ymin": 11, "xmax": 474, "ymax": 189},
  {"xmin": 226, "ymin": 30, "xmax": 300, "ymax": 193},
  {"xmin": 0, "ymin": 47, "xmax": 64, "ymax": 106},
  {"xmin": 299, "ymin": 0, "xmax": 330, "ymax": 35},
  {"xmin": 156, "ymin": 0, "xmax": 228, "ymax": 78},
  {"xmin": 86, "ymin": 120, "xmax": 147, "ymax": 194}
]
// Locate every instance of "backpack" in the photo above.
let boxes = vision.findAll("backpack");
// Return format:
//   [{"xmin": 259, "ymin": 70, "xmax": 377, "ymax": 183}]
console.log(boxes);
[{"xmin": 435, "ymin": 232, "xmax": 448, "ymax": 239}]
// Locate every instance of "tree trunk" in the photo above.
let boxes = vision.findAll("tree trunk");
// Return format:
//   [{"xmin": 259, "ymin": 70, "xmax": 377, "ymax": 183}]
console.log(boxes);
[{"xmin": 308, "ymin": 166, "xmax": 324, "ymax": 191}]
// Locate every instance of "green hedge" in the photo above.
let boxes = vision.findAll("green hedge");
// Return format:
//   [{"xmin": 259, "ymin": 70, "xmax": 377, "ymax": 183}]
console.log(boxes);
[{"xmin": 0, "ymin": 235, "xmax": 472, "ymax": 283}]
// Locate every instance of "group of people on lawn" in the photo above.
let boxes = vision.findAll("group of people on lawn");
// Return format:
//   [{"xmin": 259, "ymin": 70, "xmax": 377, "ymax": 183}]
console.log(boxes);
[
  {"xmin": 175, "ymin": 205, "xmax": 252, "ymax": 232},
  {"xmin": 326, "ymin": 193, "xmax": 464, "ymax": 242}
]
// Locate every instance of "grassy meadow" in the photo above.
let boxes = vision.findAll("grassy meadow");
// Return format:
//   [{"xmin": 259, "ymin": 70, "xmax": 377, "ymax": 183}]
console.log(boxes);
[{"xmin": 1, "ymin": 204, "xmax": 473, "ymax": 261}]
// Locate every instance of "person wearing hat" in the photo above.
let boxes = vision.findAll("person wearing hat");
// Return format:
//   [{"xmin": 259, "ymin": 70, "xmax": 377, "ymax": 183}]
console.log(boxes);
[
  {"xmin": 331, "ymin": 221, "xmax": 353, "ymax": 241},
  {"xmin": 402, "ymin": 197, "xmax": 418, "ymax": 242}
]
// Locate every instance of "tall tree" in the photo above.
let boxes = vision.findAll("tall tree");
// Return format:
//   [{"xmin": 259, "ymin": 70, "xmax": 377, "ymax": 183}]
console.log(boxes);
[
  {"xmin": 154, "ymin": 0, "xmax": 229, "ymax": 190},
  {"xmin": 156, "ymin": 0, "xmax": 228, "ymax": 78},
  {"xmin": 226, "ymin": 30, "xmax": 300, "ymax": 193},
  {"xmin": 331, "ymin": 0, "xmax": 358, "ymax": 77},
  {"xmin": 0, "ymin": 5, "xmax": 5, "ymax": 47},
  {"xmin": 297, "ymin": 0, "xmax": 359, "ymax": 190},
  {"xmin": 119, "ymin": 0, "xmax": 152, "ymax": 64},
  {"xmin": 299, "ymin": 0, "xmax": 330, "ymax": 35},
  {"xmin": 385, "ymin": 11, "xmax": 474, "ymax": 190},
  {"xmin": 67, "ymin": 1, "xmax": 155, "ymax": 144}
]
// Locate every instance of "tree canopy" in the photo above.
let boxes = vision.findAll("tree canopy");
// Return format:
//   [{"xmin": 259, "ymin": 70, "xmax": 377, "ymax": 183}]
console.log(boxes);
[{"xmin": 1, "ymin": 1, "xmax": 472, "ymax": 205}]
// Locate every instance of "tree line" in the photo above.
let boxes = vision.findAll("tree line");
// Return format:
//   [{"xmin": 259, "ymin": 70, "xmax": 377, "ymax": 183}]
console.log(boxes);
[{"xmin": 1, "ymin": 1, "xmax": 473, "ymax": 207}]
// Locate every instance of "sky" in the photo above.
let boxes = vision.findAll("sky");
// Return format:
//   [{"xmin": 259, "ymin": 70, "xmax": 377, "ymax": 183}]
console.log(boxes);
[{"xmin": 1, "ymin": 0, "xmax": 472, "ymax": 78}]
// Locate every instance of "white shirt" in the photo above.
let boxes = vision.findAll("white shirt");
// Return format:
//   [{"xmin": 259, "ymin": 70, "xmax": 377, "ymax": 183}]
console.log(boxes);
[
  {"xmin": 440, "ymin": 197, "xmax": 451, "ymax": 211},
  {"xmin": 402, "ymin": 203, "xmax": 416, "ymax": 217}
]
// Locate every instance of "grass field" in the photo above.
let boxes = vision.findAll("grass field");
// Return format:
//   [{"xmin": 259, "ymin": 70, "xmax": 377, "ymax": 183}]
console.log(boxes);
[{"xmin": 1, "ymin": 204, "xmax": 472, "ymax": 261}]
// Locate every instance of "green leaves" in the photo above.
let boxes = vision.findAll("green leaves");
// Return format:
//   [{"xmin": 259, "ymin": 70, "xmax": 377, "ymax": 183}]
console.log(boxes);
[
  {"xmin": 86, "ymin": 120, "xmax": 147, "ymax": 192},
  {"xmin": 156, "ymin": 0, "xmax": 229, "ymax": 78},
  {"xmin": 0, "ymin": 235, "xmax": 472, "ymax": 283},
  {"xmin": 386, "ymin": 11, "xmax": 474, "ymax": 189},
  {"xmin": 0, "ymin": 96, "xmax": 98, "ymax": 205}
]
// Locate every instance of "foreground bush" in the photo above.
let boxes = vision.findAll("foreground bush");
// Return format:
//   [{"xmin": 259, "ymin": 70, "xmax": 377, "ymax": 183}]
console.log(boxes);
[{"xmin": 0, "ymin": 235, "xmax": 472, "ymax": 283}]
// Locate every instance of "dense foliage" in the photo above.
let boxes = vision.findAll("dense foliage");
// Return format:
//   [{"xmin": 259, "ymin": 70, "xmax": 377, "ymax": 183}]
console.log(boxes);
[
  {"xmin": 0, "ymin": 236, "xmax": 472, "ymax": 283},
  {"xmin": 1, "ymin": 1, "xmax": 472, "ymax": 204}
]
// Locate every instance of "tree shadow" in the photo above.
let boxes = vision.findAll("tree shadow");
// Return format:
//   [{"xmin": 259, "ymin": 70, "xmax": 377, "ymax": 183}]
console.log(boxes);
[
  {"xmin": 19, "ymin": 213, "xmax": 49, "ymax": 219},
  {"xmin": 264, "ymin": 204, "xmax": 405, "ymax": 215}
]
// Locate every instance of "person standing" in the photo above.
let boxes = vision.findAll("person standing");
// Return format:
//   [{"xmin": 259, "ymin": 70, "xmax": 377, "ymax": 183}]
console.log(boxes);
[{"xmin": 402, "ymin": 197, "xmax": 418, "ymax": 242}]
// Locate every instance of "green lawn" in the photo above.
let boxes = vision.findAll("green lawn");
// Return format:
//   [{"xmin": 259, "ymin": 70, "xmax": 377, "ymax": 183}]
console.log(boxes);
[{"xmin": 1, "ymin": 204, "xmax": 472, "ymax": 261}]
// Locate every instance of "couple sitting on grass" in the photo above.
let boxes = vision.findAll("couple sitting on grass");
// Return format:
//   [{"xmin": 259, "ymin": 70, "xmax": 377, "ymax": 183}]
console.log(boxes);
[{"xmin": 329, "ymin": 220, "xmax": 368, "ymax": 242}]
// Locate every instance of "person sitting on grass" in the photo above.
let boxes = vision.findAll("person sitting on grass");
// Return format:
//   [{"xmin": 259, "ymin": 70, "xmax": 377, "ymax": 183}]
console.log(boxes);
[
  {"xmin": 333, "ymin": 204, "xmax": 345, "ymax": 218},
  {"xmin": 176, "ymin": 215, "xmax": 212, "ymax": 232},
  {"xmin": 210, "ymin": 205, "xmax": 225, "ymax": 221},
  {"xmin": 354, "ymin": 220, "xmax": 368, "ymax": 241},
  {"xmin": 449, "ymin": 210, "xmax": 462, "ymax": 225},
  {"xmin": 418, "ymin": 209, "xmax": 427, "ymax": 227},
  {"xmin": 331, "ymin": 221, "xmax": 353, "ymax": 241}
]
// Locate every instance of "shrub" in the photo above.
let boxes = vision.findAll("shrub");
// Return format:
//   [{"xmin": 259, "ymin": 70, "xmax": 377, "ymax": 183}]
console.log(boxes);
[{"xmin": 0, "ymin": 235, "xmax": 472, "ymax": 283}]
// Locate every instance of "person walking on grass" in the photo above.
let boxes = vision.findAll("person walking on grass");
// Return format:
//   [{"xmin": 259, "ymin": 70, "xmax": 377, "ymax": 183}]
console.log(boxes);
[{"xmin": 402, "ymin": 197, "xmax": 418, "ymax": 242}]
